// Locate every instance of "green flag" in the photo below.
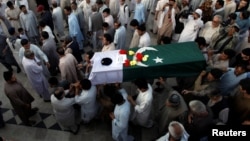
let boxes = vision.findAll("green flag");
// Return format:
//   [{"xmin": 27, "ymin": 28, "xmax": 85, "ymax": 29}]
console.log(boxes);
[{"xmin": 89, "ymin": 42, "xmax": 206, "ymax": 85}]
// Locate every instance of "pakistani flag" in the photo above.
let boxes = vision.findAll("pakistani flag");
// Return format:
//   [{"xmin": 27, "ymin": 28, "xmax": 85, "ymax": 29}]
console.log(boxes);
[{"xmin": 89, "ymin": 42, "xmax": 206, "ymax": 85}]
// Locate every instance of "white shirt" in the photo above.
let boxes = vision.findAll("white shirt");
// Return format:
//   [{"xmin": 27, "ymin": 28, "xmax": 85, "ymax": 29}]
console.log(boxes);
[
  {"xmin": 104, "ymin": 14, "xmax": 114, "ymax": 28},
  {"xmin": 138, "ymin": 32, "xmax": 151, "ymax": 47}
]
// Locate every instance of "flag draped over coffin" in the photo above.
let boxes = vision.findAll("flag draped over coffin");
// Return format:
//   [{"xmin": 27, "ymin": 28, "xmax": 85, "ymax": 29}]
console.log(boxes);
[{"xmin": 89, "ymin": 41, "xmax": 206, "ymax": 85}]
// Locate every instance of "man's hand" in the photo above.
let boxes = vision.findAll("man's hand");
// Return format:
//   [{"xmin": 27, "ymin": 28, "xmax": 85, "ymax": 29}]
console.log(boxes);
[
  {"xmin": 109, "ymin": 112, "xmax": 115, "ymax": 120},
  {"xmin": 182, "ymin": 89, "xmax": 191, "ymax": 95},
  {"xmin": 46, "ymin": 62, "xmax": 50, "ymax": 68}
]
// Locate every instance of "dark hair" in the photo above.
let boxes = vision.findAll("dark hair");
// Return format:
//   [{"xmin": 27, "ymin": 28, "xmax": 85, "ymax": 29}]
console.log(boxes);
[
  {"xmin": 133, "ymin": 78, "xmax": 148, "ymax": 90},
  {"xmin": 228, "ymin": 13, "xmax": 237, "ymax": 20},
  {"xmin": 235, "ymin": 63, "xmax": 248, "ymax": 71},
  {"xmin": 3, "ymin": 71, "xmax": 13, "ymax": 81},
  {"xmin": 64, "ymin": 6, "xmax": 71, "ymax": 12},
  {"xmin": 6, "ymin": 1, "xmax": 13, "ymax": 7},
  {"xmin": 103, "ymin": 84, "xmax": 117, "ymax": 98},
  {"xmin": 239, "ymin": 78, "xmax": 250, "ymax": 94},
  {"xmin": 48, "ymin": 77, "xmax": 59, "ymax": 85},
  {"xmin": 19, "ymin": 5, "xmax": 26, "ymax": 10},
  {"xmin": 86, "ymin": 51, "xmax": 94, "ymax": 59},
  {"xmin": 18, "ymin": 27, "xmax": 24, "ymax": 33},
  {"xmin": 216, "ymin": 0, "xmax": 224, "ymax": 7},
  {"xmin": 209, "ymin": 68, "xmax": 223, "ymax": 79},
  {"xmin": 241, "ymin": 10, "xmax": 250, "ymax": 19},
  {"xmin": 223, "ymin": 49, "xmax": 236, "ymax": 59},
  {"xmin": 161, "ymin": 36, "xmax": 172, "ymax": 44},
  {"xmin": 64, "ymin": 35, "xmax": 73, "ymax": 44},
  {"xmin": 80, "ymin": 79, "xmax": 92, "ymax": 90},
  {"xmin": 8, "ymin": 27, "xmax": 15, "ymax": 35},
  {"xmin": 111, "ymin": 92, "xmax": 124, "ymax": 105},
  {"xmin": 130, "ymin": 19, "xmax": 139, "ymax": 27},
  {"xmin": 41, "ymin": 31, "xmax": 49, "ymax": 39},
  {"xmin": 103, "ymin": 8, "xmax": 110, "ymax": 14},
  {"xmin": 103, "ymin": 33, "xmax": 113, "ymax": 43},
  {"xmin": 137, "ymin": 24, "xmax": 146, "ymax": 32},
  {"xmin": 71, "ymin": 1, "xmax": 77, "ymax": 6},
  {"xmin": 54, "ymin": 87, "xmax": 64, "ymax": 100},
  {"xmin": 102, "ymin": 22, "xmax": 109, "ymax": 28},
  {"xmin": 20, "ymin": 39, "xmax": 29, "ymax": 46},
  {"xmin": 195, "ymin": 37, "xmax": 206, "ymax": 46},
  {"xmin": 52, "ymin": 2, "xmax": 57, "ymax": 7},
  {"xmin": 96, "ymin": 0, "xmax": 103, "ymax": 4},
  {"xmin": 56, "ymin": 47, "xmax": 65, "ymax": 55},
  {"xmin": 39, "ymin": 20, "xmax": 46, "ymax": 27}
]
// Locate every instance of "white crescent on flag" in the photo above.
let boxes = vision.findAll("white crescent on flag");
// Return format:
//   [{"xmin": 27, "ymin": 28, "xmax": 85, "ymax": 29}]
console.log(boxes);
[{"xmin": 133, "ymin": 47, "xmax": 158, "ymax": 67}]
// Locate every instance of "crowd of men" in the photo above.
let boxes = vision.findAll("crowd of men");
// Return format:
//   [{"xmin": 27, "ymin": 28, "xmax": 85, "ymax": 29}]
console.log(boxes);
[{"xmin": 1, "ymin": 0, "xmax": 250, "ymax": 140}]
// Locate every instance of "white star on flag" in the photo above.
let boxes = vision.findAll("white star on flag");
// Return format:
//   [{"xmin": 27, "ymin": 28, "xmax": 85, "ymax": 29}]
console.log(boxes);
[{"xmin": 153, "ymin": 57, "xmax": 163, "ymax": 63}]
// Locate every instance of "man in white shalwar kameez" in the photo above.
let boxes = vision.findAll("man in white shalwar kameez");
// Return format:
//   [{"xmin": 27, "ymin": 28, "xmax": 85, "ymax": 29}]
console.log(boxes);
[
  {"xmin": 117, "ymin": 0, "xmax": 129, "ymax": 27},
  {"xmin": 52, "ymin": 1, "xmax": 65, "ymax": 40},
  {"xmin": 73, "ymin": 79, "xmax": 99, "ymax": 123},
  {"xmin": 51, "ymin": 87, "xmax": 79, "ymax": 134},
  {"xmin": 178, "ymin": 9, "xmax": 204, "ymax": 43},
  {"xmin": 5, "ymin": 1, "xmax": 21, "ymax": 32},
  {"xmin": 22, "ymin": 50, "xmax": 51, "ymax": 101},
  {"xmin": 156, "ymin": 121, "xmax": 189, "ymax": 141},
  {"xmin": 109, "ymin": 0, "xmax": 120, "ymax": 17},
  {"xmin": 110, "ymin": 90, "xmax": 134, "ymax": 141},
  {"xmin": 19, "ymin": 5, "xmax": 39, "ymax": 44},
  {"xmin": 78, "ymin": 0, "xmax": 94, "ymax": 37},
  {"xmin": 19, "ymin": 39, "xmax": 50, "ymax": 77},
  {"xmin": 127, "ymin": 78, "xmax": 153, "ymax": 128}
]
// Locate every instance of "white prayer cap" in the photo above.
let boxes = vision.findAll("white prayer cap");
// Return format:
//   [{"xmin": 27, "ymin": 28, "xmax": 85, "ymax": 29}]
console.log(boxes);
[{"xmin": 194, "ymin": 9, "xmax": 203, "ymax": 17}]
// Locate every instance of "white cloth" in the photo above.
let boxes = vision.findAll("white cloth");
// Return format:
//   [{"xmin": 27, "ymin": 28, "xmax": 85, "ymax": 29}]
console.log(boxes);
[
  {"xmin": 75, "ymin": 85, "xmax": 99, "ymax": 123},
  {"xmin": 22, "ymin": 57, "xmax": 50, "ymax": 100},
  {"xmin": 42, "ymin": 25, "xmax": 55, "ymax": 39},
  {"xmin": 15, "ymin": 0, "xmax": 29, "ymax": 9},
  {"xmin": 112, "ymin": 99, "xmax": 133, "ymax": 141},
  {"xmin": 178, "ymin": 15, "xmax": 204, "ymax": 42},
  {"xmin": 78, "ymin": 0, "xmax": 94, "ymax": 30},
  {"xmin": 132, "ymin": 84, "xmax": 153, "ymax": 127},
  {"xmin": 19, "ymin": 10, "xmax": 39, "ymax": 38},
  {"xmin": 52, "ymin": 6, "xmax": 65, "ymax": 38},
  {"xmin": 138, "ymin": 32, "xmax": 151, "ymax": 48},
  {"xmin": 199, "ymin": 21, "xmax": 221, "ymax": 44},
  {"xmin": 104, "ymin": 15, "xmax": 114, "ymax": 28},
  {"xmin": 109, "ymin": 0, "xmax": 119, "ymax": 16},
  {"xmin": 51, "ymin": 95, "xmax": 76, "ymax": 129},
  {"xmin": 118, "ymin": 3, "xmax": 129, "ymax": 25},
  {"xmin": 114, "ymin": 26, "xmax": 127, "ymax": 50},
  {"xmin": 89, "ymin": 50, "xmax": 123, "ymax": 85}
]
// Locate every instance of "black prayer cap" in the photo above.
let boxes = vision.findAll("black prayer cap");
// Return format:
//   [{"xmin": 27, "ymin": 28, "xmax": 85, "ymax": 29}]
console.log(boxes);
[
  {"xmin": 101, "ymin": 57, "xmax": 112, "ymax": 66},
  {"xmin": 8, "ymin": 27, "xmax": 15, "ymax": 35},
  {"xmin": 168, "ymin": 93, "xmax": 180, "ymax": 106},
  {"xmin": 242, "ymin": 48, "xmax": 250, "ymax": 56}
]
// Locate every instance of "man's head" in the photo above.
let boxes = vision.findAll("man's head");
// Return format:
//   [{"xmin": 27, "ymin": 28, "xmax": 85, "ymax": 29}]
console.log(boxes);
[
  {"xmin": 168, "ymin": 0, "xmax": 176, "ymax": 7},
  {"xmin": 219, "ymin": 49, "xmax": 236, "ymax": 60},
  {"xmin": 96, "ymin": 0, "xmax": 103, "ymax": 7},
  {"xmin": 212, "ymin": 15, "xmax": 222, "ymax": 28},
  {"xmin": 24, "ymin": 49, "xmax": 35, "ymax": 59},
  {"xmin": 239, "ymin": 78, "xmax": 250, "ymax": 96},
  {"xmin": 137, "ymin": 24, "xmax": 146, "ymax": 36},
  {"xmin": 39, "ymin": 20, "xmax": 46, "ymax": 28},
  {"xmin": 102, "ymin": 22, "xmax": 110, "ymax": 30},
  {"xmin": 133, "ymin": 78, "xmax": 148, "ymax": 92},
  {"xmin": 240, "ymin": 10, "xmax": 250, "ymax": 20},
  {"xmin": 3, "ymin": 71, "xmax": 16, "ymax": 83},
  {"xmin": 228, "ymin": 24, "xmax": 239, "ymax": 36},
  {"xmin": 19, "ymin": 5, "xmax": 27, "ymax": 13},
  {"xmin": 189, "ymin": 100, "xmax": 207, "ymax": 116},
  {"xmin": 193, "ymin": 9, "xmax": 202, "ymax": 19},
  {"xmin": 161, "ymin": 36, "xmax": 172, "ymax": 44},
  {"xmin": 234, "ymin": 64, "xmax": 247, "ymax": 76},
  {"xmin": 21, "ymin": 39, "xmax": 30, "ymax": 49},
  {"xmin": 130, "ymin": 19, "xmax": 139, "ymax": 30},
  {"xmin": 71, "ymin": 2, "xmax": 77, "ymax": 10},
  {"xmin": 207, "ymin": 68, "xmax": 223, "ymax": 81},
  {"xmin": 239, "ymin": 0, "xmax": 248, "ymax": 8},
  {"xmin": 6, "ymin": 1, "xmax": 14, "ymax": 8},
  {"xmin": 102, "ymin": 33, "xmax": 113, "ymax": 46},
  {"xmin": 80, "ymin": 79, "xmax": 92, "ymax": 90},
  {"xmin": 241, "ymin": 48, "xmax": 250, "ymax": 61},
  {"xmin": 41, "ymin": 31, "xmax": 49, "ymax": 40},
  {"xmin": 215, "ymin": 0, "xmax": 224, "ymax": 9},
  {"xmin": 114, "ymin": 20, "xmax": 121, "ymax": 29},
  {"xmin": 111, "ymin": 91, "xmax": 125, "ymax": 105},
  {"xmin": 120, "ymin": 0, "xmax": 126, "ymax": 5},
  {"xmin": 48, "ymin": 77, "xmax": 59, "ymax": 87},
  {"xmin": 54, "ymin": 87, "xmax": 65, "ymax": 100},
  {"xmin": 52, "ymin": 1, "xmax": 58, "ymax": 8},
  {"xmin": 56, "ymin": 47, "xmax": 65, "ymax": 56},
  {"xmin": 91, "ymin": 4, "xmax": 98, "ymax": 12},
  {"xmin": 168, "ymin": 121, "xmax": 187, "ymax": 140},
  {"xmin": 64, "ymin": 6, "xmax": 72, "ymax": 15},
  {"xmin": 84, "ymin": 51, "xmax": 94, "ymax": 62},
  {"xmin": 182, "ymin": 0, "xmax": 189, "ymax": 6},
  {"xmin": 64, "ymin": 35, "xmax": 73, "ymax": 45},
  {"xmin": 166, "ymin": 93, "xmax": 181, "ymax": 107},
  {"xmin": 195, "ymin": 37, "xmax": 206, "ymax": 48},
  {"xmin": 8, "ymin": 27, "xmax": 15, "ymax": 36},
  {"xmin": 102, "ymin": 8, "xmax": 110, "ymax": 18},
  {"xmin": 36, "ymin": 5, "xmax": 44, "ymax": 14}
]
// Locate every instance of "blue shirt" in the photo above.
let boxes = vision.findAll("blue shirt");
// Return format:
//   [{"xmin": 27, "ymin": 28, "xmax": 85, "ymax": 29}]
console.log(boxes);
[{"xmin": 134, "ymin": 3, "xmax": 145, "ymax": 24}]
